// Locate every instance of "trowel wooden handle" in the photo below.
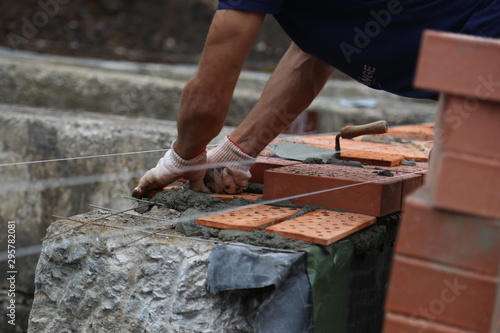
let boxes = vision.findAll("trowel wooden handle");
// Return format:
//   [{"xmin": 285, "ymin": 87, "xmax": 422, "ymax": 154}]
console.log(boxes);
[{"xmin": 340, "ymin": 120, "xmax": 388, "ymax": 139}]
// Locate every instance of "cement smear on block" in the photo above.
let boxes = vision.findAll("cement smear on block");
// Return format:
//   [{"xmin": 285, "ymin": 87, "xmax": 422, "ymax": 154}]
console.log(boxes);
[
  {"xmin": 137, "ymin": 188, "xmax": 398, "ymax": 253},
  {"xmin": 140, "ymin": 188, "xmax": 312, "ymax": 250}
]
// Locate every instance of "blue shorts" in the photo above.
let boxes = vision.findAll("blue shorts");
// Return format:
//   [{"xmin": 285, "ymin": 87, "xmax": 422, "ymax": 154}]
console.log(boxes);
[{"xmin": 218, "ymin": 0, "xmax": 500, "ymax": 100}]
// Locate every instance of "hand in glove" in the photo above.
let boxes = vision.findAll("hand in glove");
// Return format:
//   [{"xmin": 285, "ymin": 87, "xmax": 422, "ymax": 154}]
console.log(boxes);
[
  {"xmin": 205, "ymin": 136, "xmax": 256, "ymax": 194},
  {"xmin": 132, "ymin": 142, "xmax": 209, "ymax": 198}
]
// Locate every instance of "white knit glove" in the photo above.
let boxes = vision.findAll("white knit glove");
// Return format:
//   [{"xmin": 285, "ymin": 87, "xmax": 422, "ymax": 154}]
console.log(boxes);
[
  {"xmin": 132, "ymin": 142, "xmax": 208, "ymax": 197},
  {"xmin": 205, "ymin": 136, "xmax": 256, "ymax": 194}
]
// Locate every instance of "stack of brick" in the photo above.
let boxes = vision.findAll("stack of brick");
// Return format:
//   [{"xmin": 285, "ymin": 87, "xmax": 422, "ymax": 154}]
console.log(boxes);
[{"xmin": 384, "ymin": 31, "xmax": 500, "ymax": 333}]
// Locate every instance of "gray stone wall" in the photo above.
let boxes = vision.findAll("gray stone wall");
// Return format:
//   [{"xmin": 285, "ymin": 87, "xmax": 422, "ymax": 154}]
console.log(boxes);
[
  {"xmin": 28, "ymin": 212, "xmax": 274, "ymax": 333},
  {"xmin": 0, "ymin": 104, "xmax": 230, "ymax": 332}
]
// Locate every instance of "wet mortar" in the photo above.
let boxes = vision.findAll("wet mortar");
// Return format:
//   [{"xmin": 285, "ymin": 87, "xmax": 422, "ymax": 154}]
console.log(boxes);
[{"xmin": 135, "ymin": 187, "xmax": 400, "ymax": 253}]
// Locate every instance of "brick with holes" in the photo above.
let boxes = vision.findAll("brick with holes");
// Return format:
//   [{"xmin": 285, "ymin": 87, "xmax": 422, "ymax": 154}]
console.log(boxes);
[
  {"xmin": 266, "ymin": 209, "xmax": 377, "ymax": 245},
  {"xmin": 195, "ymin": 205, "xmax": 300, "ymax": 231}
]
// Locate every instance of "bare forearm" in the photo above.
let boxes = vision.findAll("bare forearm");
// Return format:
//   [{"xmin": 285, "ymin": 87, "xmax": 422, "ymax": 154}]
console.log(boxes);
[
  {"xmin": 174, "ymin": 76, "xmax": 232, "ymax": 158},
  {"xmin": 174, "ymin": 10, "xmax": 265, "ymax": 159},
  {"xmin": 230, "ymin": 43, "xmax": 334, "ymax": 156}
]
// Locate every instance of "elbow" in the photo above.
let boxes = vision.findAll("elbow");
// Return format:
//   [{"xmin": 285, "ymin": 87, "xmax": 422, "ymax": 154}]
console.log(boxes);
[{"xmin": 180, "ymin": 78, "xmax": 228, "ymax": 127}]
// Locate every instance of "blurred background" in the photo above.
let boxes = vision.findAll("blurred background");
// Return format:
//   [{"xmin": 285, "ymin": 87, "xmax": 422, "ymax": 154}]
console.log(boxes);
[{"xmin": 0, "ymin": 0, "xmax": 290, "ymax": 68}]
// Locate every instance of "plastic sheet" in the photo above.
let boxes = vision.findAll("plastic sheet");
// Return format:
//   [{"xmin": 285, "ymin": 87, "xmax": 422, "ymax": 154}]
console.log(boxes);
[{"xmin": 206, "ymin": 243, "xmax": 313, "ymax": 333}]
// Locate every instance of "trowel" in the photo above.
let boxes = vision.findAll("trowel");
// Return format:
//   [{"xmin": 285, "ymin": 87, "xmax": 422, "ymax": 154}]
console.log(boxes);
[{"xmin": 269, "ymin": 120, "xmax": 388, "ymax": 162}]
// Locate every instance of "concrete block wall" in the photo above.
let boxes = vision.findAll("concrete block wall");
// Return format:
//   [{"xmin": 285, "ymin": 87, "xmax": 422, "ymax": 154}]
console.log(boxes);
[{"xmin": 383, "ymin": 31, "xmax": 500, "ymax": 333}]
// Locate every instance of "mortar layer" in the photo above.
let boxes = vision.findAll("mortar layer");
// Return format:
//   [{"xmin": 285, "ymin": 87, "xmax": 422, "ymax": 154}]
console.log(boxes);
[{"xmin": 138, "ymin": 188, "xmax": 399, "ymax": 253}]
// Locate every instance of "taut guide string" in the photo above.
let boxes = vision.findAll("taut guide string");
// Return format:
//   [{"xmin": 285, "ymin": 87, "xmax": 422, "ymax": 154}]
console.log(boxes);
[
  {"xmin": 0, "ymin": 130, "xmax": 431, "ymax": 260},
  {"xmin": 0, "ymin": 169, "xmax": 426, "ymax": 261}
]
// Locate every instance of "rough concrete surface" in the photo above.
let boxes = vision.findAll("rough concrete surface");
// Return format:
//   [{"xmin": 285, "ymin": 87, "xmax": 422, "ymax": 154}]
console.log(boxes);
[{"xmin": 28, "ymin": 211, "xmax": 286, "ymax": 333}]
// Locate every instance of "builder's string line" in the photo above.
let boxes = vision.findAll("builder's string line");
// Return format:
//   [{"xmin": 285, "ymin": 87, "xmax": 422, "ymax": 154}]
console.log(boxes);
[
  {"xmin": 0, "ymin": 139, "xmax": 433, "ymax": 168},
  {"xmin": 0, "ymin": 168, "xmax": 426, "ymax": 261}
]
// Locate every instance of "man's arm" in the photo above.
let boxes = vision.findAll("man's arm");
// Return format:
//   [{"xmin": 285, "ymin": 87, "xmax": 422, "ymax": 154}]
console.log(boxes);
[
  {"xmin": 174, "ymin": 10, "xmax": 265, "ymax": 159},
  {"xmin": 132, "ymin": 9, "xmax": 264, "ymax": 197},
  {"xmin": 204, "ymin": 43, "xmax": 334, "ymax": 193},
  {"xmin": 229, "ymin": 42, "xmax": 335, "ymax": 156}
]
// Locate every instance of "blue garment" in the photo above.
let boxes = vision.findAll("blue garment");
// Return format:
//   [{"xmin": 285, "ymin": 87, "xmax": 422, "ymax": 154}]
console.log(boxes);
[{"xmin": 218, "ymin": 0, "xmax": 500, "ymax": 100}]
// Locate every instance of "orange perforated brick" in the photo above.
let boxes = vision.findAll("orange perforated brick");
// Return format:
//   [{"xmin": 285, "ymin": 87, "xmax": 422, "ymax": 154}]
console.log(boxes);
[
  {"xmin": 210, "ymin": 192, "xmax": 263, "ymax": 202},
  {"xmin": 196, "ymin": 205, "xmax": 299, "ymax": 231},
  {"xmin": 266, "ymin": 210, "xmax": 376, "ymax": 245}
]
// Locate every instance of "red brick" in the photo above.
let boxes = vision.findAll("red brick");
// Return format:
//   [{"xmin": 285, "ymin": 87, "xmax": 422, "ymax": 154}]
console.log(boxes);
[
  {"xmin": 365, "ymin": 164, "xmax": 427, "ymax": 206},
  {"xmin": 429, "ymin": 150, "xmax": 500, "ymax": 219},
  {"xmin": 386, "ymin": 254, "xmax": 499, "ymax": 332},
  {"xmin": 399, "ymin": 173, "xmax": 423, "ymax": 206},
  {"xmin": 195, "ymin": 205, "xmax": 299, "ymax": 232},
  {"xmin": 383, "ymin": 162, "xmax": 429, "ymax": 175},
  {"xmin": 292, "ymin": 137, "xmax": 432, "ymax": 162},
  {"xmin": 384, "ymin": 312, "xmax": 476, "ymax": 333},
  {"xmin": 250, "ymin": 155, "xmax": 300, "ymax": 183},
  {"xmin": 265, "ymin": 209, "xmax": 376, "ymax": 245},
  {"xmin": 209, "ymin": 192, "xmax": 263, "ymax": 202},
  {"xmin": 339, "ymin": 150, "xmax": 405, "ymax": 167},
  {"xmin": 263, "ymin": 164, "xmax": 405, "ymax": 217},
  {"xmin": 414, "ymin": 30, "xmax": 500, "ymax": 103},
  {"xmin": 372, "ymin": 144, "xmax": 432, "ymax": 163},
  {"xmin": 435, "ymin": 95, "xmax": 500, "ymax": 160},
  {"xmin": 360, "ymin": 124, "xmax": 435, "ymax": 143},
  {"xmin": 387, "ymin": 124, "xmax": 436, "ymax": 142},
  {"xmin": 396, "ymin": 186, "xmax": 500, "ymax": 276}
]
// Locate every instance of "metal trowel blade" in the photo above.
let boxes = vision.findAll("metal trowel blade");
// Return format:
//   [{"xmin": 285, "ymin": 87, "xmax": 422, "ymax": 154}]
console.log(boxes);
[{"xmin": 268, "ymin": 142, "xmax": 336, "ymax": 162}]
